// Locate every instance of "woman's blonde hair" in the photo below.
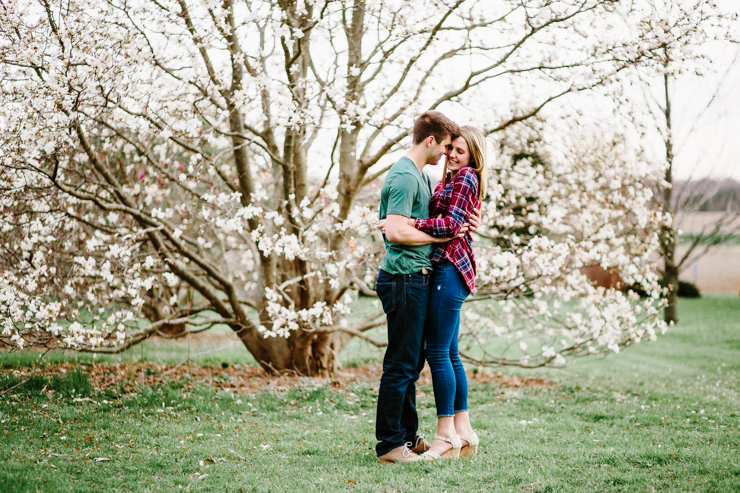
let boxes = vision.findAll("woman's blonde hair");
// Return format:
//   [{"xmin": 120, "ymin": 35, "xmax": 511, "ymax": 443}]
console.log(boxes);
[{"xmin": 443, "ymin": 125, "xmax": 488, "ymax": 200}]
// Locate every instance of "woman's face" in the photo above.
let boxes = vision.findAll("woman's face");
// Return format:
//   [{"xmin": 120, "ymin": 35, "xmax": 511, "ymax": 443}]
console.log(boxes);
[{"xmin": 446, "ymin": 136, "xmax": 470, "ymax": 172}]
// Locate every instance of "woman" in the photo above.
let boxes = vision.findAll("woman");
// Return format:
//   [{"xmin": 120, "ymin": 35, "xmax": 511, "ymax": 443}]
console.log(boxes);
[{"xmin": 412, "ymin": 125, "xmax": 487, "ymax": 460}]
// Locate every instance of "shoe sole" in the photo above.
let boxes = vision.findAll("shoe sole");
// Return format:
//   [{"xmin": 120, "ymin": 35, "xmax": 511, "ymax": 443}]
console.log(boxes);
[
  {"xmin": 439, "ymin": 448, "xmax": 461, "ymax": 459},
  {"xmin": 460, "ymin": 444, "xmax": 478, "ymax": 457}
]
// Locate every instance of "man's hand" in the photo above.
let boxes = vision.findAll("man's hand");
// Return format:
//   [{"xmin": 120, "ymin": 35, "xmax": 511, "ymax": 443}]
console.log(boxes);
[
  {"xmin": 455, "ymin": 223, "xmax": 470, "ymax": 238},
  {"xmin": 469, "ymin": 206, "xmax": 482, "ymax": 232}
]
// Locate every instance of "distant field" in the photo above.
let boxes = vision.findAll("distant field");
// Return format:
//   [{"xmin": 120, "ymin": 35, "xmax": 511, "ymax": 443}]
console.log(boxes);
[
  {"xmin": 677, "ymin": 245, "xmax": 740, "ymax": 293},
  {"xmin": 1, "ymin": 295, "xmax": 739, "ymax": 492},
  {"xmin": 676, "ymin": 212, "xmax": 740, "ymax": 237},
  {"xmin": 672, "ymin": 212, "xmax": 740, "ymax": 293}
]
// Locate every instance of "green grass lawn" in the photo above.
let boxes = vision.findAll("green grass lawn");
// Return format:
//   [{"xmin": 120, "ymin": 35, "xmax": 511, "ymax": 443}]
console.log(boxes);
[{"xmin": 1, "ymin": 295, "xmax": 739, "ymax": 492}]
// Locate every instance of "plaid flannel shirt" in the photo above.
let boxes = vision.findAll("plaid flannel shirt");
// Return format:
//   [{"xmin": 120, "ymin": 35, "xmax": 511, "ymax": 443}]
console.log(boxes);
[{"xmin": 414, "ymin": 166, "xmax": 480, "ymax": 294}]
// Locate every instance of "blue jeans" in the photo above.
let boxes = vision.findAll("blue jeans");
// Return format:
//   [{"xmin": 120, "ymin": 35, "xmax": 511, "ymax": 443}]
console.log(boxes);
[
  {"xmin": 374, "ymin": 269, "xmax": 430, "ymax": 456},
  {"xmin": 425, "ymin": 260, "xmax": 470, "ymax": 417}
]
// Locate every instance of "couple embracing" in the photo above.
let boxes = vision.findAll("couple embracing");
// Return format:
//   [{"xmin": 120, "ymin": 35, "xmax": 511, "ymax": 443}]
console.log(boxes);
[{"xmin": 374, "ymin": 111, "xmax": 488, "ymax": 463}]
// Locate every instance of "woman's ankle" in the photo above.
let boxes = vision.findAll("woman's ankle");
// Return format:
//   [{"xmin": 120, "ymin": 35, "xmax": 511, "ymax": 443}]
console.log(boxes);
[
  {"xmin": 453, "ymin": 411, "xmax": 474, "ymax": 436},
  {"xmin": 456, "ymin": 427, "xmax": 474, "ymax": 438},
  {"xmin": 455, "ymin": 422, "xmax": 474, "ymax": 435},
  {"xmin": 436, "ymin": 417, "xmax": 456, "ymax": 438}
]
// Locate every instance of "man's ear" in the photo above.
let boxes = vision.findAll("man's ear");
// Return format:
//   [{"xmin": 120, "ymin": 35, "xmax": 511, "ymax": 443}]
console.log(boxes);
[{"xmin": 426, "ymin": 135, "xmax": 435, "ymax": 148}]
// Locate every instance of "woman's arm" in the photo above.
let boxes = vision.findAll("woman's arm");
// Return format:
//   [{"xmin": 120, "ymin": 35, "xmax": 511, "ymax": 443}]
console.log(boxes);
[{"xmin": 414, "ymin": 168, "xmax": 479, "ymax": 238}]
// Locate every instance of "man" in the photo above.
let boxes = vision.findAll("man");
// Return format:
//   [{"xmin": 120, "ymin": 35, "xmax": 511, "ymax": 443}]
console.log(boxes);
[{"xmin": 375, "ymin": 111, "xmax": 479, "ymax": 463}]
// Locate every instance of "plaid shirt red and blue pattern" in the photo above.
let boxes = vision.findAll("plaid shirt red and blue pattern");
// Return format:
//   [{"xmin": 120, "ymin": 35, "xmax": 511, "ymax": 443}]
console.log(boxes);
[{"xmin": 414, "ymin": 166, "xmax": 480, "ymax": 294}]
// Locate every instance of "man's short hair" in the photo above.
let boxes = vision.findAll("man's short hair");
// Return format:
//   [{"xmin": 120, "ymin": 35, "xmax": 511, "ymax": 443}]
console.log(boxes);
[{"xmin": 412, "ymin": 111, "xmax": 460, "ymax": 145}]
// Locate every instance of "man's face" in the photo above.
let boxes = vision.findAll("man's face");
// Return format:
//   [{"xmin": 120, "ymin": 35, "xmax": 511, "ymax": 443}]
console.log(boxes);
[{"xmin": 426, "ymin": 135, "xmax": 452, "ymax": 165}]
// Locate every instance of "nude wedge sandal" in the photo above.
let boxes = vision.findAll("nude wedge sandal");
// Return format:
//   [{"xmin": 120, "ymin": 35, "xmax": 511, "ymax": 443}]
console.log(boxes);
[
  {"xmin": 420, "ymin": 435, "xmax": 462, "ymax": 461},
  {"xmin": 459, "ymin": 431, "xmax": 479, "ymax": 457}
]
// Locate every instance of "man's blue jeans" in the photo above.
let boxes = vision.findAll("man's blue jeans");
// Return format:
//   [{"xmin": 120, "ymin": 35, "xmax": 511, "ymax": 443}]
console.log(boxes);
[
  {"xmin": 425, "ymin": 260, "xmax": 470, "ymax": 417},
  {"xmin": 374, "ymin": 269, "xmax": 430, "ymax": 457}
]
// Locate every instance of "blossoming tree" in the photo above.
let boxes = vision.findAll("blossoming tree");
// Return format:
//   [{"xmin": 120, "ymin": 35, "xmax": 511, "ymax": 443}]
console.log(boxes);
[
  {"xmin": 1, "ymin": 0, "xmax": 675, "ymax": 375},
  {"xmin": 623, "ymin": 0, "xmax": 737, "ymax": 323}
]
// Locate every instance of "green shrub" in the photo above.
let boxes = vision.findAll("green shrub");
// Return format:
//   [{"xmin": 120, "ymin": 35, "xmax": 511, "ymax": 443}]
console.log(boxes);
[
  {"xmin": 627, "ymin": 279, "xmax": 701, "ymax": 298},
  {"xmin": 678, "ymin": 280, "xmax": 701, "ymax": 298}
]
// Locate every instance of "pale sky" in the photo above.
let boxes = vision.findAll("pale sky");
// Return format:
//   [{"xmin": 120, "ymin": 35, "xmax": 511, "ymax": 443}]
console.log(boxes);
[
  {"xmin": 626, "ymin": 0, "xmax": 740, "ymax": 182},
  {"xmin": 670, "ymin": 45, "xmax": 740, "ymax": 182},
  {"xmin": 284, "ymin": 0, "xmax": 740, "ymax": 186},
  {"xmin": 426, "ymin": 1, "xmax": 740, "ymax": 184}
]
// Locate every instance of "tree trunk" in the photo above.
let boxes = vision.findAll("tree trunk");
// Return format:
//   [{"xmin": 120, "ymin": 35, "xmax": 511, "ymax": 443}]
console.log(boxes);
[
  {"xmin": 240, "ymin": 328, "xmax": 345, "ymax": 376},
  {"xmin": 662, "ymin": 69, "xmax": 679, "ymax": 324},
  {"xmin": 332, "ymin": 0, "xmax": 365, "ymax": 252},
  {"xmin": 663, "ymin": 258, "xmax": 679, "ymax": 324},
  {"xmin": 290, "ymin": 330, "xmax": 340, "ymax": 377},
  {"xmin": 232, "ymin": 322, "xmax": 292, "ymax": 373}
]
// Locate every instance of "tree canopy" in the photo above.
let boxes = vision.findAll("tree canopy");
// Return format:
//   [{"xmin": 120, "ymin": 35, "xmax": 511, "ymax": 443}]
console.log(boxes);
[{"xmin": 0, "ymin": 0, "xmax": 680, "ymax": 375}]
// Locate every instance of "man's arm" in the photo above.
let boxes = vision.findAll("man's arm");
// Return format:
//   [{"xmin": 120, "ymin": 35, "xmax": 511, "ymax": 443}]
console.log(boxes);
[{"xmin": 384, "ymin": 214, "xmax": 449, "ymax": 246}]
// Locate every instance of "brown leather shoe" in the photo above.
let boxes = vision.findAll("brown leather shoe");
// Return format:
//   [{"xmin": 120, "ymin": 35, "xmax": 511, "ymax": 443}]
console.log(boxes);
[
  {"xmin": 410, "ymin": 435, "xmax": 431, "ymax": 454},
  {"xmin": 377, "ymin": 444, "xmax": 422, "ymax": 464}
]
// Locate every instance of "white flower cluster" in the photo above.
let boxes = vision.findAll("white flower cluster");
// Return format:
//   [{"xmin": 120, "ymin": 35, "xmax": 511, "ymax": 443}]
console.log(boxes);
[{"xmin": 258, "ymin": 288, "xmax": 353, "ymax": 338}]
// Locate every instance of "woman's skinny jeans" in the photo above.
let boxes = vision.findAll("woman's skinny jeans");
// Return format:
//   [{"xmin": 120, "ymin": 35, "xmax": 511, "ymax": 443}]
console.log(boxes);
[{"xmin": 425, "ymin": 260, "xmax": 470, "ymax": 417}]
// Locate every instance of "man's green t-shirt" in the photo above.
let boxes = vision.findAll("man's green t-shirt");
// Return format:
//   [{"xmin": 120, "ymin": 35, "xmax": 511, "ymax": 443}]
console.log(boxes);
[{"xmin": 379, "ymin": 157, "xmax": 433, "ymax": 274}]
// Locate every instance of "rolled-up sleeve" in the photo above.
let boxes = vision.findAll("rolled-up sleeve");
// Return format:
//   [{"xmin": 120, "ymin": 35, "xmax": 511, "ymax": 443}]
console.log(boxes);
[{"xmin": 384, "ymin": 173, "xmax": 416, "ymax": 218}]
